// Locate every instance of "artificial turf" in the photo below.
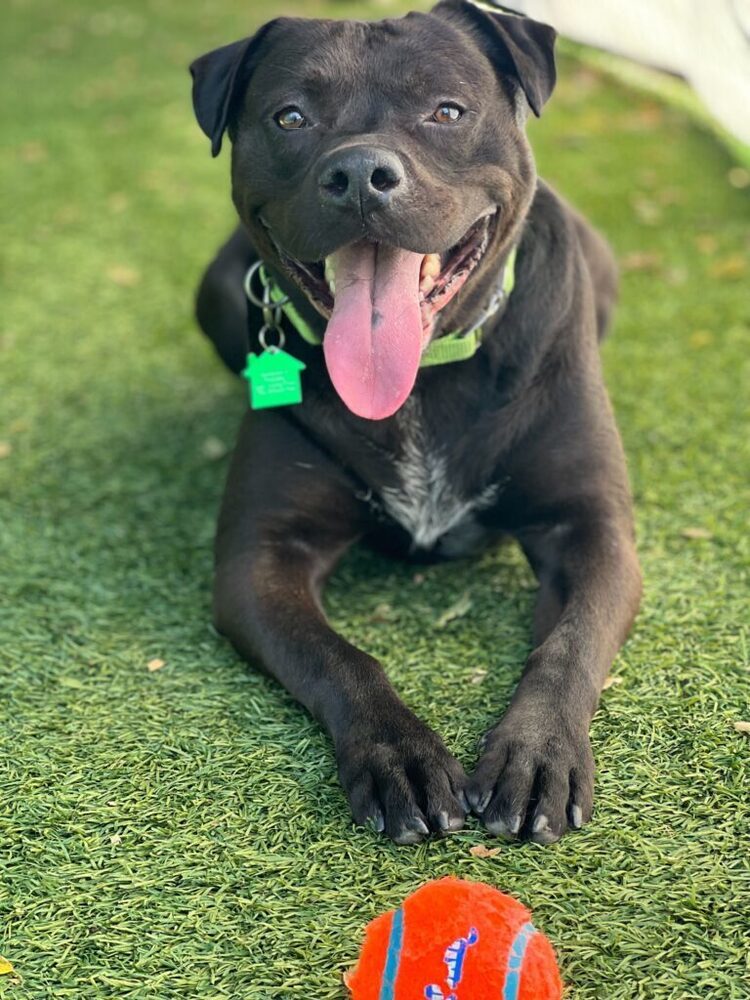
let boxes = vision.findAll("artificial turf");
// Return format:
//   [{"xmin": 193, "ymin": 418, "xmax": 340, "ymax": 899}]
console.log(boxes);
[{"xmin": 1, "ymin": 1, "xmax": 749, "ymax": 997}]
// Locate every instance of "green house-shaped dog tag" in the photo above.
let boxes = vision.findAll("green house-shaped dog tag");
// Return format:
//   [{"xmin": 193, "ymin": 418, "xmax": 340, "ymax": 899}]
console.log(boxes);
[{"xmin": 242, "ymin": 350, "xmax": 306, "ymax": 409}]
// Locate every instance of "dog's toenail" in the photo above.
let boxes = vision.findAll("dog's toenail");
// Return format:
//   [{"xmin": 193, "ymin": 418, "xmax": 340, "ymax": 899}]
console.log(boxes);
[
  {"xmin": 368, "ymin": 812, "xmax": 385, "ymax": 833},
  {"xmin": 532, "ymin": 813, "xmax": 549, "ymax": 834},
  {"xmin": 484, "ymin": 817, "xmax": 515, "ymax": 839},
  {"xmin": 470, "ymin": 789, "xmax": 492, "ymax": 814}
]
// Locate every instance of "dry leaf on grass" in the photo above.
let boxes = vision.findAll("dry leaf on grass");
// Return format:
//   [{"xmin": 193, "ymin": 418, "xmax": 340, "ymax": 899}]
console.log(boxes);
[
  {"xmin": 470, "ymin": 669, "xmax": 488, "ymax": 685},
  {"xmin": 664, "ymin": 266, "xmax": 688, "ymax": 286},
  {"xmin": 709, "ymin": 254, "xmax": 746, "ymax": 280},
  {"xmin": 0, "ymin": 441, "xmax": 12, "ymax": 459},
  {"xmin": 733, "ymin": 722, "xmax": 750, "ymax": 735},
  {"xmin": 435, "ymin": 592, "xmax": 472, "ymax": 629},
  {"xmin": 147, "ymin": 658, "xmax": 165, "ymax": 672},
  {"xmin": 681, "ymin": 527, "xmax": 713, "ymax": 540},
  {"xmin": 110, "ymin": 833, "xmax": 122, "ymax": 846},
  {"xmin": 620, "ymin": 251, "xmax": 662, "ymax": 273},
  {"xmin": 602, "ymin": 675, "xmax": 623, "ymax": 690},
  {"xmin": 0, "ymin": 957, "xmax": 16, "ymax": 976},
  {"xmin": 469, "ymin": 844, "xmax": 501, "ymax": 858},
  {"xmin": 108, "ymin": 192, "xmax": 129, "ymax": 213},
  {"xmin": 656, "ymin": 187, "xmax": 683, "ymax": 206},
  {"xmin": 694, "ymin": 234, "xmax": 718, "ymax": 254},
  {"xmin": 690, "ymin": 330, "xmax": 714, "ymax": 349},
  {"xmin": 20, "ymin": 141, "xmax": 48, "ymax": 163},
  {"xmin": 201, "ymin": 436, "xmax": 228, "ymax": 461},
  {"xmin": 107, "ymin": 264, "xmax": 141, "ymax": 287},
  {"xmin": 369, "ymin": 602, "xmax": 394, "ymax": 623},
  {"xmin": 727, "ymin": 167, "xmax": 750, "ymax": 189},
  {"xmin": 630, "ymin": 194, "xmax": 661, "ymax": 225}
]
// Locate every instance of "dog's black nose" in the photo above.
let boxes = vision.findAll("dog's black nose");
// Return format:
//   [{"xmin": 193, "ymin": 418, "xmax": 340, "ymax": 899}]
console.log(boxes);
[{"xmin": 318, "ymin": 147, "xmax": 405, "ymax": 212}]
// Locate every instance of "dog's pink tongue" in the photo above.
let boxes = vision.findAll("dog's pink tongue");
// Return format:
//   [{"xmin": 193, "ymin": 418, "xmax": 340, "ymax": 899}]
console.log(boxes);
[{"xmin": 323, "ymin": 242, "xmax": 424, "ymax": 420}]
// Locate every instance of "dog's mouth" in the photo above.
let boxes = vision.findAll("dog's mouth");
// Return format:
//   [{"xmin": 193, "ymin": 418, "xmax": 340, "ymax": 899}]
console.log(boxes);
[
  {"xmin": 261, "ymin": 212, "xmax": 497, "ymax": 421},
  {"xmin": 268, "ymin": 212, "xmax": 496, "ymax": 326}
]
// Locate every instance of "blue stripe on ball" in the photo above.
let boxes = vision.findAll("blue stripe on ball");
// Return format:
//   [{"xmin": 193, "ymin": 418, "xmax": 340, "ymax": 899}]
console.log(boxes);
[
  {"xmin": 502, "ymin": 921, "xmax": 537, "ymax": 1000},
  {"xmin": 379, "ymin": 906, "xmax": 405, "ymax": 1000}
]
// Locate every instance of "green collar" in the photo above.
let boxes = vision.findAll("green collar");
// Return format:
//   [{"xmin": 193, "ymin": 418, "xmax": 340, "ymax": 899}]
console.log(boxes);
[{"xmin": 254, "ymin": 246, "xmax": 517, "ymax": 368}]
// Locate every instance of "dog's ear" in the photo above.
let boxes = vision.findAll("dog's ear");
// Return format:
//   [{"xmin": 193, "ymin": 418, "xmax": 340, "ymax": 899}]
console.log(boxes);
[
  {"xmin": 431, "ymin": 1, "xmax": 556, "ymax": 116},
  {"xmin": 189, "ymin": 20, "xmax": 280, "ymax": 157}
]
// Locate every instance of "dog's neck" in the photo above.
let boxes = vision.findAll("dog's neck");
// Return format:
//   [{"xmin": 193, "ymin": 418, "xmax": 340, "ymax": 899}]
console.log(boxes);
[{"xmin": 251, "ymin": 244, "xmax": 518, "ymax": 371}]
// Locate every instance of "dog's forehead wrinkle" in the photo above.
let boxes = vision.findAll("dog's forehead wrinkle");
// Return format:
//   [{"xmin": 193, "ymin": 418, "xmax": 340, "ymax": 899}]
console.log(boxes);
[{"xmin": 275, "ymin": 16, "xmax": 484, "ymax": 101}]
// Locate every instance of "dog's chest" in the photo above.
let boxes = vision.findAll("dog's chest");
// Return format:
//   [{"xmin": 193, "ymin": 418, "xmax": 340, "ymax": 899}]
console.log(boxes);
[{"xmin": 378, "ymin": 403, "xmax": 497, "ymax": 555}]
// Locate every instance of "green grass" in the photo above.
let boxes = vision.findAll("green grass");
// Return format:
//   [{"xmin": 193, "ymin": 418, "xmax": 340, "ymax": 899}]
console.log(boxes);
[{"xmin": 1, "ymin": 1, "xmax": 749, "ymax": 997}]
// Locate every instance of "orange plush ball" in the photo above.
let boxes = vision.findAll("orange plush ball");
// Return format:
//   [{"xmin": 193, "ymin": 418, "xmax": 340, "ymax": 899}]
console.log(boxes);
[{"xmin": 345, "ymin": 877, "xmax": 562, "ymax": 1000}]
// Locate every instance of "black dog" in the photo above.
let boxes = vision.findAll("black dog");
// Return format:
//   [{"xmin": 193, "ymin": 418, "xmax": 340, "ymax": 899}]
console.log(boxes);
[{"xmin": 189, "ymin": 0, "xmax": 641, "ymax": 845}]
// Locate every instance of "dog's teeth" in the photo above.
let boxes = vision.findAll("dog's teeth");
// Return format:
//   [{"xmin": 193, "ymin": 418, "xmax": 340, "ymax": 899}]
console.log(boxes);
[
  {"xmin": 324, "ymin": 256, "xmax": 335, "ymax": 284},
  {"xmin": 420, "ymin": 275, "xmax": 435, "ymax": 295},
  {"xmin": 421, "ymin": 254, "xmax": 441, "ymax": 280},
  {"xmin": 330, "ymin": 278, "xmax": 336, "ymax": 294}
]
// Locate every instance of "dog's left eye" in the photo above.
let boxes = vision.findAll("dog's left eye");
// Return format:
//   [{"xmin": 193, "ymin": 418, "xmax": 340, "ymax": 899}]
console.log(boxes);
[
  {"xmin": 275, "ymin": 107, "xmax": 307, "ymax": 130},
  {"xmin": 432, "ymin": 103, "xmax": 463, "ymax": 124}
]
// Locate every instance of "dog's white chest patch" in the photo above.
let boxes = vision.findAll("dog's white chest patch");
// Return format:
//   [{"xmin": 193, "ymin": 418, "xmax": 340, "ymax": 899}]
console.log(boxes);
[{"xmin": 380, "ymin": 401, "xmax": 497, "ymax": 553}]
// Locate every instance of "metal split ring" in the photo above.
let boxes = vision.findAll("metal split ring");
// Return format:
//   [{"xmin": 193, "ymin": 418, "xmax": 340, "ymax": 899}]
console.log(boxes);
[
  {"xmin": 258, "ymin": 323, "xmax": 286, "ymax": 352},
  {"xmin": 243, "ymin": 260, "xmax": 291, "ymax": 309}
]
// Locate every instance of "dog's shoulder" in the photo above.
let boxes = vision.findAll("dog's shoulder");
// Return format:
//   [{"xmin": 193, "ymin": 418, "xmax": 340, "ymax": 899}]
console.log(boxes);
[
  {"xmin": 524, "ymin": 180, "xmax": 618, "ymax": 339},
  {"xmin": 523, "ymin": 180, "xmax": 586, "ymax": 273}
]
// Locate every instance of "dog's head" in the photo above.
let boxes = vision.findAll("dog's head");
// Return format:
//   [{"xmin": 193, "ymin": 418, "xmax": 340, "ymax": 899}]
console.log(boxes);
[{"xmin": 190, "ymin": 1, "xmax": 556, "ymax": 419}]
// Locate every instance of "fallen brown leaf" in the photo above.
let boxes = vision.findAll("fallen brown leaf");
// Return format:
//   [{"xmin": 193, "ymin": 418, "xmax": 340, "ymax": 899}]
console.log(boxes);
[
  {"xmin": 107, "ymin": 264, "xmax": 140, "ymax": 287},
  {"xmin": 369, "ymin": 603, "xmax": 394, "ymax": 623},
  {"xmin": 733, "ymin": 721, "xmax": 750, "ymax": 735},
  {"xmin": 0, "ymin": 441, "xmax": 12, "ymax": 459},
  {"xmin": 55, "ymin": 204, "xmax": 80, "ymax": 225},
  {"xmin": 630, "ymin": 194, "xmax": 661, "ymax": 225},
  {"xmin": 664, "ymin": 266, "xmax": 688, "ymax": 286},
  {"xmin": 201, "ymin": 436, "xmax": 228, "ymax": 461},
  {"xmin": 709, "ymin": 254, "xmax": 746, "ymax": 280},
  {"xmin": 681, "ymin": 527, "xmax": 713, "ymax": 540},
  {"xmin": 470, "ymin": 844, "xmax": 501, "ymax": 858},
  {"xmin": 602, "ymin": 675, "xmax": 623, "ymax": 690},
  {"xmin": 20, "ymin": 141, "xmax": 48, "ymax": 163},
  {"xmin": 656, "ymin": 187, "xmax": 683, "ymax": 206},
  {"xmin": 694, "ymin": 234, "xmax": 718, "ymax": 255},
  {"xmin": 689, "ymin": 330, "xmax": 714, "ymax": 349},
  {"xmin": 147, "ymin": 658, "xmax": 165, "ymax": 672},
  {"xmin": 108, "ymin": 192, "xmax": 129, "ymax": 213},
  {"xmin": 727, "ymin": 167, "xmax": 750, "ymax": 190},
  {"xmin": 634, "ymin": 103, "xmax": 664, "ymax": 128},
  {"xmin": 435, "ymin": 591, "xmax": 473, "ymax": 628},
  {"xmin": 620, "ymin": 251, "xmax": 662, "ymax": 273}
]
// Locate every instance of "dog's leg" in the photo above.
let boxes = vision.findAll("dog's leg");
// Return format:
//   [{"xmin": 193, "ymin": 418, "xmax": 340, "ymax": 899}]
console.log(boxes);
[
  {"xmin": 468, "ymin": 508, "xmax": 641, "ymax": 843},
  {"xmin": 214, "ymin": 411, "xmax": 467, "ymax": 843}
]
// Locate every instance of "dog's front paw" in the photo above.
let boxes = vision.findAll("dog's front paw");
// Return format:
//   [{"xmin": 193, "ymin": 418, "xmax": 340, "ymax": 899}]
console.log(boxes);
[
  {"xmin": 336, "ymin": 707, "xmax": 467, "ymax": 845},
  {"xmin": 467, "ymin": 710, "xmax": 594, "ymax": 844}
]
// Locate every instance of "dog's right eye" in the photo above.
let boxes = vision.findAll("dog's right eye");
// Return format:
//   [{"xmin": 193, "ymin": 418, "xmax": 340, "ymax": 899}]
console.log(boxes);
[{"xmin": 275, "ymin": 107, "xmax": 307, "ymax": 130}]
